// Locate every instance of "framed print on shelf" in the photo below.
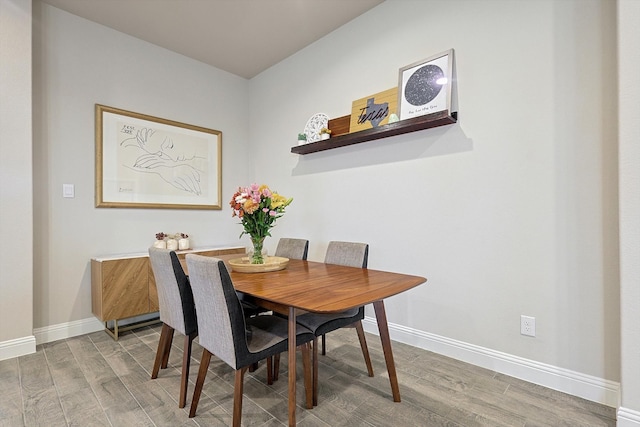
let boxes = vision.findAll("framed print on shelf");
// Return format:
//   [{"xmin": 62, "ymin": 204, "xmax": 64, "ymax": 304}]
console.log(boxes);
[
  {"xmin": 398, "ymin": 49, "xmax": 456, "ymax": 120},
  {"xmin": 95, "ymin": 104, "xmax": 222, "ymax": 209}
]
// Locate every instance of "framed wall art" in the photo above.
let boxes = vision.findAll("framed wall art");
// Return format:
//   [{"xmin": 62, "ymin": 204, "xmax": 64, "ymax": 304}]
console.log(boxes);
[
  {"xmin": 398, "ymin": 49, "xmax": 456, "ymax": 120},
  {"xmin": 95, "ymin": 104, "xmax": 222, "ymax": 209}
]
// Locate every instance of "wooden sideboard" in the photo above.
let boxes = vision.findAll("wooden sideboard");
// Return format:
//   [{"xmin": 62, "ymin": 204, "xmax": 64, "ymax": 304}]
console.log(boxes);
[{"xmin": 91, "ymin": 246, "xmax": 245, "ymax": 339}]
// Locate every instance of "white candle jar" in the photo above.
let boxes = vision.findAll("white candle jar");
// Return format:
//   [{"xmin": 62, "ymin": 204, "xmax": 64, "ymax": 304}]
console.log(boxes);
[
  {"xmin": 166, "ymin": 239, "xmax": 178, "ymax": 250},
  {"xmin": 153, "ymin": 240, "xmax": 167, "ymax": 249},
  {"xmin": 178, "ymin": 238, "xmax": 190, "ymax": 250}
]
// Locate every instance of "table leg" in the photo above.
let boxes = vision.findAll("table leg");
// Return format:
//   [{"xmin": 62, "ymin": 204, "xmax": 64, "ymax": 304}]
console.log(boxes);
[
  {"xmin": 288, "ymin": 306, "xmax": 297, "ymax": 426},
  {"xmin": 373, "ymin": 300, "xmax": 401, "ymax": 402}
]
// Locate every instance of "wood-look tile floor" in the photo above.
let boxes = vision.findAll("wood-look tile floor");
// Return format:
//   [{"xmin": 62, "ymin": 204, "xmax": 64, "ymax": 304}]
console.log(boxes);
[{"xmin": 0, "ymin": 325, "xmax": 616, "ymax": 426}]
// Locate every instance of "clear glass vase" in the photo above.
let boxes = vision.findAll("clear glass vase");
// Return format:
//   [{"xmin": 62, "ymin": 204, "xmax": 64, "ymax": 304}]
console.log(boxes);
[{"xmin": 250, "ymin": 236, "xmax": 266, "ymax": 264}]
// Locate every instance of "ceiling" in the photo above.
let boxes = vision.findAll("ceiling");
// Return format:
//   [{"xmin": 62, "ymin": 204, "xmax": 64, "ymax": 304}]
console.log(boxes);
[{"xmin": 39, "ymin": 0, "xmax": 384, "ymax": 79}]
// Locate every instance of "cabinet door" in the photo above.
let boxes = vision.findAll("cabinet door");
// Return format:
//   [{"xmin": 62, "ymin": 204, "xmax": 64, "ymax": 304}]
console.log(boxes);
[
  {"xmin": 148, "ymin": 263, "xmax": 159, "ymax": 312},
  {"xmin": 101, "ymin": 258, "xmax": 149, "ymax": 320}
]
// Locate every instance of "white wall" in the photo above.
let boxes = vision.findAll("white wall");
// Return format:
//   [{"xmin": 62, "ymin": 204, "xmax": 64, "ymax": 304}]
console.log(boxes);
[
  {"xmin": 0, "ymin": 0, "xmax": 34, "ymax": 357},
  {"xmin": 250, "ymin": 0, "xmax": 619, "ymax": 392},
  {"xmin": 30, "ymin": 2, "xmax": 253, "ymax": 330},
  {"xmin": 617, "ymin": 0, "xmax": 640, "ymax": 424}
]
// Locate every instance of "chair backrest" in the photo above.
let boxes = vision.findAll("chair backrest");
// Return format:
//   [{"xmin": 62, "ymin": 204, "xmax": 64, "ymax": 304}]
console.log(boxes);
[
  {"xmin": 148, "ymin": 247, "xmax": 197, "ymax": 335},
  {"xmin": 185, "ymin": 254, "xmax": 248, "ymax": 369},
  {"xmin": 275, "ymin": 238, "xmax": 309, "ymax": 260},
  {"xmin": 324, "ymin": 241, "xmax": 369, "ymax": 268}
]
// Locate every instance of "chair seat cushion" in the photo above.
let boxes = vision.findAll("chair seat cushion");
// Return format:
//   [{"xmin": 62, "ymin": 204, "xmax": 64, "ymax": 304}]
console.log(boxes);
[
  {"xmin": 245, "ymin": 315, "xmax": 314, "ymax": 358},
  {"xmin": 296, "ymin": 307, "xmax": 363, "ymax": 336}
]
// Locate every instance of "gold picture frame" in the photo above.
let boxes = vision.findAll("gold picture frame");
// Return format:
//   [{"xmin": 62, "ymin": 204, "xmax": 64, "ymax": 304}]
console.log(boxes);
[{"xmin": 95, "ymin": 104, "xmax": 222, "ymax": 209}]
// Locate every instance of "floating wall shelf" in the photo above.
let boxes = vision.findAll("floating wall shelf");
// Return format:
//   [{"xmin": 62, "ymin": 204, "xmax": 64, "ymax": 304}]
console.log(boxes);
[{"xmin": 291, "ymin": 111, "xmax": 457, "ymax": 155}]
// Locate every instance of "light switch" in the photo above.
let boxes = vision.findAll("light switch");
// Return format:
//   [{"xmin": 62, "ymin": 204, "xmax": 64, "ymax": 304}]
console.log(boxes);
[{"xmin": 63, "ymin": 184, "xmax": 75, "ymax": 198}]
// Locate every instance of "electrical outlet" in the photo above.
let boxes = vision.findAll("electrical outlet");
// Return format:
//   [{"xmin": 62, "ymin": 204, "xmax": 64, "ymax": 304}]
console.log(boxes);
[{"xmin": 521, "ymin": 315, "xmax": 536, "ymax": 337}]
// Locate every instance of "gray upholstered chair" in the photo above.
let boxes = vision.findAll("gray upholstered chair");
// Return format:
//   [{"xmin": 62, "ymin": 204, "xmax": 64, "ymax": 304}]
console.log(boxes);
[
  {"xmin": 185, "ymin": 254, "xmax": 315, "ymax": 425},
  {"xmin": 274, "ymin": 237, "xmax": 309, "ymax": 260},
  {"xmin": 148, "ymin": 247, "xmax": 197, "ymax": 409},
  {"xmin": 295, "ymin": 241, "xmax": 374, "ymax": 380}
]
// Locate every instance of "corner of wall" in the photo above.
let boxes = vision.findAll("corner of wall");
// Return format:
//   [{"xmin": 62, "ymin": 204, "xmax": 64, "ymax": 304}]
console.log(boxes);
[{"xmin": 617, "ymin": 407, "xmax": 640, "ymax": 427}]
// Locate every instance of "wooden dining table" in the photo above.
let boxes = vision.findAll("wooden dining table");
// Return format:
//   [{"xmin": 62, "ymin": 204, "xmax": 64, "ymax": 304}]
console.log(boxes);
[{"xmin": 207, "ymin": 255, "xmax": 427, "ymax": 426}]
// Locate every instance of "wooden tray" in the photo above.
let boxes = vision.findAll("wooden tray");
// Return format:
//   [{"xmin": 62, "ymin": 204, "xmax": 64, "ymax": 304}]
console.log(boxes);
[{"xmin": 228, "ymin": 256, "xmax": 289, "ymax": 273}]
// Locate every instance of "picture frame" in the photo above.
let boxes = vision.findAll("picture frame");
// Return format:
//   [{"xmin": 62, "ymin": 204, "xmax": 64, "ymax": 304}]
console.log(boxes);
[
  {"xmin": 95, "ymin": 104, "xmax": 222, "ymax": 209},
  {"xmin": 397, "ymin": 49, "xmax": 455, "ymax": 120}
]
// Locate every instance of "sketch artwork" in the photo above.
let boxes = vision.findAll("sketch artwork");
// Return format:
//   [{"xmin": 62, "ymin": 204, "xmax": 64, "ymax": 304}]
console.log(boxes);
[
  {"xmin": 96, "ymin": 104, "xmax": 222, "ymax": 209},
  {"xmin": 118, "ymin": 124, "xmax": 206, "ymax": 195}
]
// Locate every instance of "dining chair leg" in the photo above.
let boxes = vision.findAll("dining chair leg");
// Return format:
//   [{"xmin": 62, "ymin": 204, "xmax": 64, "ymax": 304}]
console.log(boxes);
[
  {"xmin": 266, "ymin": 356, "xmax": 273, "ymax": 385},
  {"xmin": 161, "ymin": 327, "xmax": 175, "ymax": 369},
  {"xmin": 233, "ymin": 367, "xmax": 248, "ymax": 427},
  {"xmin": 179, "ymin": 331, "xmax": 197, "ymax": 408},
  {"xmin": 312, "ymin": 337, "xmax": 318, "ymax": 406},
  {"xmin": 189, "ymin": 349, "xmax": 212, "ymax": 418},
  {"xmin": 301, "ymin": 343, "xmax": 312, "ymax": 409},
  {"xmin": 355, "ymin": 320, "xmax": 374, "ymax": 377},
  {"xmin": 273, "ymin": 353, "xmax": 280, "ymax": 382},
  {"xmin": 151, "ymin": 323, "xmax": 172, "ymax": 379},
  {"xmin": 321, "ymin": 333, "xmax": 326, "ymax": 355}
]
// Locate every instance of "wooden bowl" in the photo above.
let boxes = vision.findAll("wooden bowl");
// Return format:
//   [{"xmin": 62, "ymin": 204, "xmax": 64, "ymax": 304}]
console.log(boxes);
[{"xmin": 228, "ymin": 256, "xmax": 289, "ymax": 273}]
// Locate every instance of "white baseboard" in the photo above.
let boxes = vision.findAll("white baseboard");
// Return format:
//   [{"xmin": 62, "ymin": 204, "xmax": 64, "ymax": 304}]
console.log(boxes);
[
  {"xmin": 1, "ymin": 317, "xmax": 103, "ymax": 361},
  {"xmin": 617, "ymin": 407, "xmax": 640, "ymax": 427},
  {"xmin": 1, "ymin": 315, "xmax": 154, "ymax": 361},
  {"xmin": 362, "ymin": 317, "xmax": 620, "ymax": 408},
  {"xmin": 0, "ymin": 313, "xmax": 158, "ymax": 360},
  {"xmin": 33, "ymin": 317, "xmax": 104, "ymax": 345},
  {"xmin": 1, "ymin": 315, "xmax": 624, "ymax": 412},
  {"xmin": 0, "ymin": 335, "xmax": 36, "ymax": 361}
]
